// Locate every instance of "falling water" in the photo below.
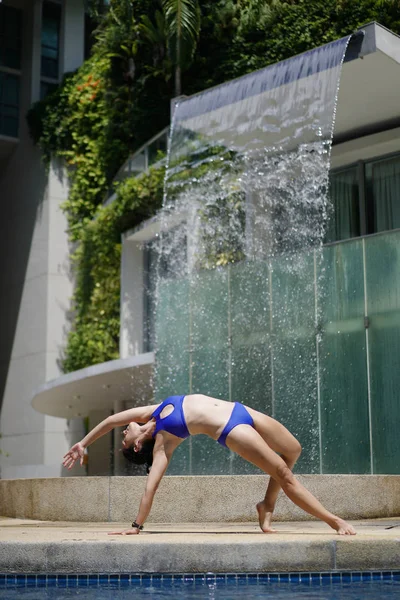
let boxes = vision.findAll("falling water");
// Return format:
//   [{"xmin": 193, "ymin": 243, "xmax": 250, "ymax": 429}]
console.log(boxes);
[{"xmin": 153, "ymin": 36, "xmax": 352, "ymax": 475}]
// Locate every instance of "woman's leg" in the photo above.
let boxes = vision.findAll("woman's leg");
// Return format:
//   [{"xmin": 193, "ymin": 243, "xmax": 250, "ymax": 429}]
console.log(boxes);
[
  {"xmin": 226, "ymin": 424, "xmax": 356, "ymax": 535},
  {"xmin": 246, "ymin": 409, "xmax": 302, "ymax": 532}
]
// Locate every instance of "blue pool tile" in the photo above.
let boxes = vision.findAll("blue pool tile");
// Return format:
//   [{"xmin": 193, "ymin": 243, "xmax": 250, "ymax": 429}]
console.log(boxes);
[
  {"xmin": 341, "ymin": 572, "xmax": 351, "ymax": 582},
  {"xmin": 88, "ymin": 574, "xmax": 99, "ymax": 585},
  {"xmin": 269, "ymin": 574, "xmax": 280, "ymax": 582},
  {"xmin": 77, "ymin": 574, "xmax": 89, "ymax": 586},
  {"xmin": 331, "ymin": 573, "xmax": 341, "ymax": 582},
  {"xmin": 361, "ymin": 572, "xmax": 372, "ymax": 581},
  {"xmin": 46, "ymin": 575, "xmax": 57, "ymax": 586},
  {"xmin": 26, "ymin": 575, "xmax": 37, "ymax": 587},
  {"xmin": 67, "ymin": 574, "xmax": 78, "ymax": 587},
  {"xmin": 119, "ymin": 574, "xmax": 130, "ymax": 586},
  {"xmin": 351, "ymin": 572, "xmax": 362, "ymax": 582},
  {"xmin": 290, "ymin": 573, "xmax": 300, "ymax": 582},
  {"xmin": 372, "ymin": 571, "xmax": 383, "ymax": 580},
  {"xmin": 320, "ymin": 573, "xmax": 332, "ymax": 585},
  {"xmin": 6, "ymin": 575, "xmax": 16, "ymax": 585},
  {"xmin": 57, "ymin": 575, "xmax": 67, "ymax": 587}
]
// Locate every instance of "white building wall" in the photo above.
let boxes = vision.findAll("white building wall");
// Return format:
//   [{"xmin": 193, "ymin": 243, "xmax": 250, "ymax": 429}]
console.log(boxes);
[
  {"xmin": 0, "ymin": 0, "xmax": 85, "ymax": 479},
  {"xmin": 120, "ymin": 240, "xmax": 145, "ymax": 358}
]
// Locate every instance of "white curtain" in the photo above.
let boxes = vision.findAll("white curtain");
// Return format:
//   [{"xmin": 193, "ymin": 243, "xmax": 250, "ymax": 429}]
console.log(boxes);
[
  {"xmin": 370, "ymin": 157, "xmax": 400, "ymax": 233},
  {"xmin": 327, "ymin": 168, "xmax": 360, "ymax": 242}
]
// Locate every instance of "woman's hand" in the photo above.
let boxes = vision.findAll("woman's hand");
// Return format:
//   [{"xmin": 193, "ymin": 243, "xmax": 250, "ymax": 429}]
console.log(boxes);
[
  {"xmin": 62, "ymin": 442, "xmax": 85, "ymax": 470},
  {"xmin": 107, "ymin": 528, "xmax": 141, "ymax": 535}
]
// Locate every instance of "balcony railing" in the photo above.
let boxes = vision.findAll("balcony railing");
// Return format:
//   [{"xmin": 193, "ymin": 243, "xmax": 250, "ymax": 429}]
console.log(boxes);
[{"xmin": 104, "ymin": 127, "xmax": 169, "ymax": 206}]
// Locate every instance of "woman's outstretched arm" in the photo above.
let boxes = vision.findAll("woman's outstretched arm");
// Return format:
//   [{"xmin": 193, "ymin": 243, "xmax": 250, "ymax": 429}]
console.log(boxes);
[
  {"xmin": 108, "ymin": 438, "xmax": 171, "ymax": 535},
  {"xmin": 62, "ymin": 404, "xmax": 159, "ymax": 470}
]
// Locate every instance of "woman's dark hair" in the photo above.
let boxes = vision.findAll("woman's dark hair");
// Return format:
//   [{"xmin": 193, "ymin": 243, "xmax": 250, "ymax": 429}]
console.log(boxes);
[{"xmin": 122, "ymin": 439, "xmax": 155, "ymax": 473}]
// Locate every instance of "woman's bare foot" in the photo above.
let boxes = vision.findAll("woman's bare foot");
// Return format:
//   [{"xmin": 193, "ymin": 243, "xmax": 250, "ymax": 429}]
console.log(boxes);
[
  {"xmin": 331, "ymin": 517, "xmax": 356, "ymax": 535},
  {"xmin": 256, "ymin": 501, "xmax": 278, "ymax": 533}
]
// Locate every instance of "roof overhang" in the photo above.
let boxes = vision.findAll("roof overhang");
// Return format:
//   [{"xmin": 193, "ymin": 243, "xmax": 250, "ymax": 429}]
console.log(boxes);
[
  {"xmin": 32, "ymin": 353, "xmax": 154, "ymax": 418},
  {"xmin": 334, "ymin": 22, "xmax": 400, "ymax": 143},
  {"xmin": 174, "ymin": 23, "xmax": 400, "ymax": 150}
]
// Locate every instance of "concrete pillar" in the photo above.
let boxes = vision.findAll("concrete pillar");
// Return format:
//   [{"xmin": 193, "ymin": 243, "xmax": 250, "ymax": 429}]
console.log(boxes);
[
  {"xmin": 120, "ymin": 239, "xmax": 145, "ymax": 358},
  {"xmin": 113, "ymin": 399, "xmax": 125, "ymax": 475}
]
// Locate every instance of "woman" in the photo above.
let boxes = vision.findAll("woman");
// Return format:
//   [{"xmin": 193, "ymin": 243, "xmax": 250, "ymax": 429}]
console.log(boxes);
[{"xmin": 62, "ymin": 394, "xmax": 356, "ymax": 536}]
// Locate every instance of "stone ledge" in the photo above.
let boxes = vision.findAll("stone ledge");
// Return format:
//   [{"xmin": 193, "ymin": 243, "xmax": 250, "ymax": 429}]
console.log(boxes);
[
  {"xmin": 0, "ymin": 518, "xmax": 400, "ymax": 574},
  {"xmin": 0, "ymin": 475, "xmax": 400, "ymax": 523}
]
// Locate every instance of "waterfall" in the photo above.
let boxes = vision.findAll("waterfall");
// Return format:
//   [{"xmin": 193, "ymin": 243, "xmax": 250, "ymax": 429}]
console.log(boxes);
[{"xmin": 153, "ymin": 36, "xmax": 352, "ymax": 475}]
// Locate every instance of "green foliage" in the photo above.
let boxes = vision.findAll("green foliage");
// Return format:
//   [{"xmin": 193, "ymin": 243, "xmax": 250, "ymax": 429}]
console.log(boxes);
[
  {"xmin": 62, "ymin": 165, "xmax": 165, "ymax": 372},
  {"xmin": 30, "ymin": 0, "xmax": 400, "ymax": 372}
]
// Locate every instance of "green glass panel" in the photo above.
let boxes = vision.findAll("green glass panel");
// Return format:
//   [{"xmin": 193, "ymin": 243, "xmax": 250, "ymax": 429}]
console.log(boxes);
[
  {"xmin": 271, "ymin": 252, "xmax": 319, "ymax": 473},
  {"xmin": 191, "ymin": 347, "xmax": 229, "ymax": 398},
  {"xmin": 154, "ymin": 364, "xmax": 189, "ymax": 403},
  {"xmin": 191, "ymin": 434, "xmax": 232, "ymax": 475},
  {"xmin": 319, "ymin": 241, "xmax": 370, "ymax": 473},
  {"xmin": 166, "ymin": 440, "xmax": 191, "ymax": 475},
  {"xmin": 231, "ymin": 343, "xmax": 272, "ymax": 413},
  {"xmin": 190, "ymin": 269, "xmax": 228, "ymax": 351},
  {"xmin": 155, "ymin": 278, "xmax": 189, "ymax": 354},
  {"xmin": 230, "ymin": 261, "xmax": 270, "ymax": 345},
  {"xmin": 365, "ymin": 231, "xmax": 400, "ymax": 473},
  {"xmin": 154, "ymin": 278, "xmax": 190, "ymax": 402}
]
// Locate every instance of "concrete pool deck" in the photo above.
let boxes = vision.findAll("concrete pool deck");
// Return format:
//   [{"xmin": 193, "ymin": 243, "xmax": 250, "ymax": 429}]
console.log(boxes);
[{"xmin": 0, "ymin": 517, "xmax": 399, "ymax": 574}]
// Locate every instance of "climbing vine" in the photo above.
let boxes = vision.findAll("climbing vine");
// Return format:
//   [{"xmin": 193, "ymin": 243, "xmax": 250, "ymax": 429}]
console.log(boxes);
[{"xmin": 62, "ymin": 164, "xmax": 165, "ymax": 373}]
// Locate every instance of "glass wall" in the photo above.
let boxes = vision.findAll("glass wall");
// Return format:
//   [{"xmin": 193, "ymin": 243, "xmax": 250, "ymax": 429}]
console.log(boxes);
[{"xmin": 154, "ymin": 229, "xmax": 400, "ymax": 475}]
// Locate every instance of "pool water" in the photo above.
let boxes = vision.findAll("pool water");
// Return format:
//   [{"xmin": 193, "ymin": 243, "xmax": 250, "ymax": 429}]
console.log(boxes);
[{"xmin": 1, "ymin": 574, "xmax": 400, "ymax": 600}]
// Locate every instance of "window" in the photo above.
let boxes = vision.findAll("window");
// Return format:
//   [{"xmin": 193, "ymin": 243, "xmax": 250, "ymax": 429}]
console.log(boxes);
[
  {"xmin": 0, "ymin": 5, "xmax": 22, "ymax": 70},
  {"xmin": 41, "ymin": 2, "xmax": 61, "ymax": 80},
  {"xmin": 327, "ymin": 152, "xmax": 400, "ymax": 243},
  {"xmin": 0, "ymin": 72, "xmax": 19, "ymax": 137},
  {"xmin": 327, "ymin": 166, "xmax": 360, "ymax": 242},
  {"xmin": 366, "ymin": 155, "xmax": 400, "ymax": 234}
]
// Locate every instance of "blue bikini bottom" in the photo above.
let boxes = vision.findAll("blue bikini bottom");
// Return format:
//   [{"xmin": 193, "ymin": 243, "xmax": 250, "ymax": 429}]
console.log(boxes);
[{"xmin": 217, "ymin": 402, "xmax": 255, "ymax": 448}]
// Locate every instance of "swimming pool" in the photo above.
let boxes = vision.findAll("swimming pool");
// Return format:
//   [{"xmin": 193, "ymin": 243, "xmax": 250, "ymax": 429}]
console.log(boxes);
[{"xmin": 1, "ymin": 572, "xmax": 399, "ymax": 599}]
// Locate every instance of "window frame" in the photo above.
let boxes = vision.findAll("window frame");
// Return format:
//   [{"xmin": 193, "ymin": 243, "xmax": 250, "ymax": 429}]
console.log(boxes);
[
  {"xmin": 0, "ymin": 5, "xmax": 22, "ymax": 139},
  {"xmin": 328, "ymin": 150, "xmax": 400, "ymax": 243},
  {"xmin": 40, "ymin": 0, "xmax": 63, "ymax": 98}
]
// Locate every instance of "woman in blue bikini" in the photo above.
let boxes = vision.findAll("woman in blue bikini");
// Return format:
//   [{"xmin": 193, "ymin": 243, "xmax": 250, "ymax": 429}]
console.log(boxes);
[{"xmin": 63, "ymin": 394, "xmax": 356, "ymax": 536}]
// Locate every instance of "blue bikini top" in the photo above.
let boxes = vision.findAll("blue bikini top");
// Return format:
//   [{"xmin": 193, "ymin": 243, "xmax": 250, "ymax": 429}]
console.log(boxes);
[{"xmin": 151, "ymin": 395, "xmax": 190, "ymax": 439}]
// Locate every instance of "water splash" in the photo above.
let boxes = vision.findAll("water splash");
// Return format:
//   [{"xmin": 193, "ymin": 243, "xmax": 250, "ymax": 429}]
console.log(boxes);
[{"xmin": 153, "ymin": 36, "xmax": 352, "ymax": 475}]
